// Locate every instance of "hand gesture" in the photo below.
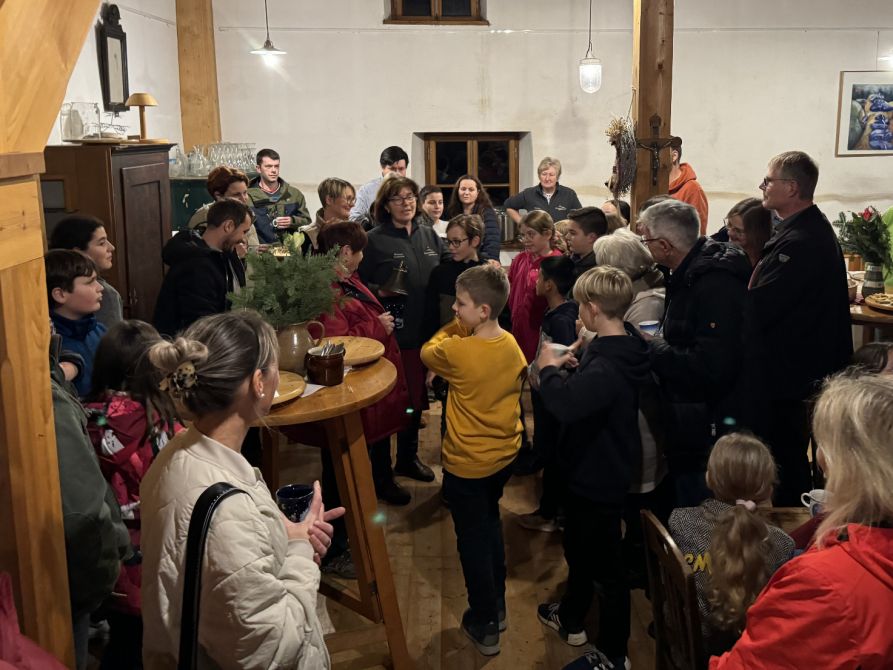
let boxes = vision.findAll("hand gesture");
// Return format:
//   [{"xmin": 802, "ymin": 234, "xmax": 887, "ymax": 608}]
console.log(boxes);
[
  {"xmin": 378, "ymin": 311, "xmax": 395, "ymax": 335},
  {"xmin": 425, "ymin": 370, "xmax": 436, "ymax": 389},
  {"xmin": 281, "ymin": 481, "xmax": 346, "ymax": 565},
  {"xmin": 274, "ymin": 216, "xmax": 293, "ymax": 229}
]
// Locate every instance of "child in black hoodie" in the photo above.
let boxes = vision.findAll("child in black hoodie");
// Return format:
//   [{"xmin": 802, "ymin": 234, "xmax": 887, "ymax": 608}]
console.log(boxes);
[
  {"xmin": 535, "ymin": 266, "xmax": 650, "ymax": 670},
  {"xmin": 520, "ymin": 255, "xmax": 579, "ymax": 532}
]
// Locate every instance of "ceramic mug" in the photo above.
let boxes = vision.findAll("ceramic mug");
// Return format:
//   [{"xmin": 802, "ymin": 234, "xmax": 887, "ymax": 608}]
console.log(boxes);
[
  {"xmin": 800, "ymin": 488, "xmax": 828, "ymax": 517},
  {"xmin": 305, "ymin": 347, "xmax": 345, "ymax": 386},
  {"xmin": 276, "ymin": 483, "xmax": 314, "ymax": 522},
  {"xmin": 638, "ymin": 320, "xmax": 660, "ymax": 336}
]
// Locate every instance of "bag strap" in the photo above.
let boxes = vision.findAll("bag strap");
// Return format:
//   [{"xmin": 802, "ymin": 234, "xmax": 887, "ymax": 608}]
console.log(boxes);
[{"xmin": 178, "ymin": 482, "xmax": 247, "ymax": 670}]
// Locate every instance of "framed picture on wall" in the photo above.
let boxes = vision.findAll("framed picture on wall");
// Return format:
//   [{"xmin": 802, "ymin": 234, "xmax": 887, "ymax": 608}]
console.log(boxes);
[
  {"xmin": 97, "ymin": 4, "xmax": 130, "ymax": 114},
  {"xmin": 835, "ymin": 70, "xmax": 893, "ymax": 156}
]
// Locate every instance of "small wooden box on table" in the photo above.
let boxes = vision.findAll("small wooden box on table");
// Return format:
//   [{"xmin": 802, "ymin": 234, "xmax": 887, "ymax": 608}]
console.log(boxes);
[{"xmin": 256, "ymin": 358, "xmax": 411, "ymax": 669}]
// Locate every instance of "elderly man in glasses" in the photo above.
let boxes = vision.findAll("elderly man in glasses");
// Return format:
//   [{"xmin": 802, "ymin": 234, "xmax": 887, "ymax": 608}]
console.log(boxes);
[
  {"xmin": 638, "ymin": 200, "xmax": 752, "ymax": 507},
  {"xmin": 747, "ymin": 150, "xmax": 853, "ymax": 505}
]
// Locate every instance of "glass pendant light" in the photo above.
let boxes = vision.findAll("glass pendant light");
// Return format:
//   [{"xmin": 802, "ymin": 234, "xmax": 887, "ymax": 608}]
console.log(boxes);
[
  {"xmin": 250, "ymin": 0, "xmax": 286, "ymax": 56},
  {"xmin": 579, "ymin": 0, "xmax": 602, "ymax": 93}
]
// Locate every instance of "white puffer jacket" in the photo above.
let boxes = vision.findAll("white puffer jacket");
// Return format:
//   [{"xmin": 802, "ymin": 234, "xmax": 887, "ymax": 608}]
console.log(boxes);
[{"xmin": 140, "ymin": 427, "xmax": 329, "ymax": 669}]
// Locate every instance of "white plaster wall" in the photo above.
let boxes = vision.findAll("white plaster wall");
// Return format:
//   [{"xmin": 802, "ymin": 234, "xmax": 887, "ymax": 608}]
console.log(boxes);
[
  {"xmin": 212, "ymin": 0, "xmax": 893, "ymax": 230},
  {"xmin": 47, "ymin": 1, "xmax": 182, "ymax": 148}
]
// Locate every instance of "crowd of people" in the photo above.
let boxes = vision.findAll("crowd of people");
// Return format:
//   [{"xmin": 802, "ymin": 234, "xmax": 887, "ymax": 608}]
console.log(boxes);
[{"xmin": 41, "ymin": 142, "xmax": 893, "ymax": 670}]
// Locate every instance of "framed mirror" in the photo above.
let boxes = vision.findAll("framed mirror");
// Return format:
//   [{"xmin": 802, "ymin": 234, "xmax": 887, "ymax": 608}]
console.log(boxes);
[{"xmin": 97, "ymin": 4, "xmax": 129, "ymax": 113}]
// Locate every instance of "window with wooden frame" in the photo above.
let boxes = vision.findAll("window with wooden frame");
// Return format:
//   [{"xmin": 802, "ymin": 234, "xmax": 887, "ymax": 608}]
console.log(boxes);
[
  {"xmin": 423, "ymin": 134, "xmax": 520, "ymax": 208},
  {"xmin": 386, "ymin": 0, "xmax": 487, "ymax": 25}
]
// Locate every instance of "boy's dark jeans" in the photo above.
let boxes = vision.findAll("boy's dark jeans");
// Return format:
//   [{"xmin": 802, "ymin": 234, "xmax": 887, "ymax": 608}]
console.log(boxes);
[
  {"xmin": 559, "ymin": 492, "xmax": 629, "ymax": 659},
  {"xmin": 531, "ymin": 388, "xmax": 561, "ymax": 518},
  {"xmin": 443, "ymin": 461, "xmax": 514, "ymax": 626},
  {"xmin": 395, "ymin": 409, "xmax": 423, "ymax": 465}
]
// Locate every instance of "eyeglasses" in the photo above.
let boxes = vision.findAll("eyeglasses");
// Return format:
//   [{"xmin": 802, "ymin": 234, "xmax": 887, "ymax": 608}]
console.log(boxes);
[
  {"xmin": 640, "ymin": 236, "xmax": 662, "ymax": 245},
  {"xmin": 446, "ymin": 237, "xmax": 469, "ymax": 248},
  {"xmin": 340, "ymin": 195, "xmax": 357, "ymax": 206},
  {"xmin": 759, "ymin": 177, "xmax": 796, "ymax": 189},
  {"xmin": 388, "ymin": 194, "xmax": 417, "ymax": 204}
]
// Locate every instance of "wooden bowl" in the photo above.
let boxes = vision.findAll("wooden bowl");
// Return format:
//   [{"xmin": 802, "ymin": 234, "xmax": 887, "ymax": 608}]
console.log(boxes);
[{"xmin": 318, "ymin": 336, "xmax": 385, "ymax": 366}]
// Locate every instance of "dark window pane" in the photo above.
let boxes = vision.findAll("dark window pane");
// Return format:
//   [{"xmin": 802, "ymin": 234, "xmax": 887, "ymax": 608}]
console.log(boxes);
[
  {"xmin": 477, "ymin": 141, "xmax": 510, "ymax": 183},
  {"xmin": 442, "ymin": 0, "xmax": 472, "ymax": 17},
  {"xmin": 439, "ymin": 187, "xmax": 454, "ymax": 207},
  {"xmin": 484, "ymin": 186, "xmax": 509, "ymax": 207},
  {"xmin": 402, "ymin": 0, "xmax": 432, "ymax": 16},
  {"xmin": 435, "ymin": 141, "xmax": 468, "ymax": 185}
]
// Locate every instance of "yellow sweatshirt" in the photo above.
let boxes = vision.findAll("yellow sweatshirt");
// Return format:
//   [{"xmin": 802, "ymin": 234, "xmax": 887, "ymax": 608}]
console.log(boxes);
[{"xmin": 421, "ymin": 320, "xmax": 528, "ymax": 478}]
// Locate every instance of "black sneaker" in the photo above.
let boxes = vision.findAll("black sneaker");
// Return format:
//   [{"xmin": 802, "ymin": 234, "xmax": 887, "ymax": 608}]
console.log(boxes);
[
  {"xmin": 461, "ymin": 609, "xmax": 500, "ymax": 656},
  {"xmin": 376, "ymin": 478, "xmax": 411, "ymax": 506},
  {"xmin": 537, "ymin": 602, "xmax": 587, "ymax": 646},
  {"xmin": 562, "ymin": 649, "xmax": 630, "ymax": 669},
  {"xmin": 394, "ymin": 456, "xmax": 435, "ymax": 482},
  {"xmin": 321, "ymin": 549, "xmax": 357, "ymax": 579}
]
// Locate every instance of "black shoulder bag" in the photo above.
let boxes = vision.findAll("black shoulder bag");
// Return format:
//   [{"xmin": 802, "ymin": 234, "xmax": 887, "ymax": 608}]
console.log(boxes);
[{"xmin": 177, "ymin": 482, "xmax": 247, "ymax": 670}]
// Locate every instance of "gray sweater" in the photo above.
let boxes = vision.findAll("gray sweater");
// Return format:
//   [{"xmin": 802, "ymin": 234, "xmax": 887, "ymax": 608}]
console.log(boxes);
[{"xmin": 96, "ymin": 277, "xmax": 123, "ymax": 328}]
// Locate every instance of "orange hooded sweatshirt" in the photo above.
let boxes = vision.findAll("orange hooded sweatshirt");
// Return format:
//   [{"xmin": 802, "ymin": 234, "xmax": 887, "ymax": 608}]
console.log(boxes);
[{"xmin": 669, "ymin": 163, "xmax": 709, "ymax": 235}]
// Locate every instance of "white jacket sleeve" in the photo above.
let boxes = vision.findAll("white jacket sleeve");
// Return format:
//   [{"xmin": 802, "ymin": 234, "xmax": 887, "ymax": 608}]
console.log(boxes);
[{"xmin": 198, "ymin": 493, "xmax": 326, "ymax": 670}]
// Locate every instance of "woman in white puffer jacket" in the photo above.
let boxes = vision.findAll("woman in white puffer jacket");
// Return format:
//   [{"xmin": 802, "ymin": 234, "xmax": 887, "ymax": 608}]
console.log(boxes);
[{"xmin": 140, "ymin": 310, "xmax": 343, "ymax": 669}]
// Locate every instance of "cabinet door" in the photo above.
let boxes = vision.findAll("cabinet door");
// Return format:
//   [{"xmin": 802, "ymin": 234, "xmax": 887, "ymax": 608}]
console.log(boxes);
[{"xmin": 120, "ymin": 162, "xmax": 171, "ymax": 321}]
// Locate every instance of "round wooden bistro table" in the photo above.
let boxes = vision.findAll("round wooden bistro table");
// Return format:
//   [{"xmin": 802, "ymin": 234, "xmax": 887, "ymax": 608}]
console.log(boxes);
[
  {"xmin": 255, "ymin": 358, "xmax": 411, "ymax": 669},
  {"xmin": 850, "ymin": 303, "xmax": 893, "ymax": 346}
]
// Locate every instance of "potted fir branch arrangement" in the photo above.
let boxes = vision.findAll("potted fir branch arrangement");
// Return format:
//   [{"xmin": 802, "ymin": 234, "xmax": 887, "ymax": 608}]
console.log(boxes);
[
  {"xmin": 229, "ymin": 232, "xmax": 340, "ymax": 374},
  {"xmin": 834, "ymin": 206, "xmax": 893, "ymax": 299}
]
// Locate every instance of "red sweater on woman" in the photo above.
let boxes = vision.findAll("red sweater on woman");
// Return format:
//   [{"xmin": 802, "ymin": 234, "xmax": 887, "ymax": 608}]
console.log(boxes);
[{"xmin": 507, "ymin": 249, "xmax": 563, "ymax": 363}]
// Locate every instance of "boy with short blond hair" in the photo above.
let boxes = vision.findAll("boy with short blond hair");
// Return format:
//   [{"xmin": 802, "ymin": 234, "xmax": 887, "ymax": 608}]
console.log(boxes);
[
  {"xmin": 534, "ymin": 266, "xmax": 650, "ymax": 670},
  {"xmin": 421, "ymin": 263, "xmax": 527, "ymax": 656}
]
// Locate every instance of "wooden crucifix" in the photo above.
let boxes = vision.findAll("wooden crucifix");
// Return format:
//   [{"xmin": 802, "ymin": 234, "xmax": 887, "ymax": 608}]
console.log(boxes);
[{"xmin": 630, "ymin": 0, "xmax": 675, "ymax": 222}]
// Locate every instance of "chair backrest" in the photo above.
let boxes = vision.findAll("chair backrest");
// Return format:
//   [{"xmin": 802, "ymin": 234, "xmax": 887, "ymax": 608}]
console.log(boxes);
[{"xmin": 641, "ymin": 510, "xmax": 706, "ymax": 670}]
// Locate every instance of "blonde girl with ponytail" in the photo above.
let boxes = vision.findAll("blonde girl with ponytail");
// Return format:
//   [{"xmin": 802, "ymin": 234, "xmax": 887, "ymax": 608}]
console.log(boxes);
[{"xmin": 668, "ymin": 433, "xmax": 794, "ymax": 656}]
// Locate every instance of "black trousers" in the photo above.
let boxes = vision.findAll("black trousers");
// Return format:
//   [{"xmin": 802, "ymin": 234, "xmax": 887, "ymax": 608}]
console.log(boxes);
[
  {"xmin": 100, "ymin": 611, "xmax": 143, "ymax": 669},
  {"xmin": 395, "ymin": 409, "xmax": 423, "ymax": 465},
  {"xmin": 759, "ymin": 398, "xmax": 814, "ymax": 506},
  {"xmin": 443, "ymin": 462, "xmax": 514, "ymax": 626},
  {"xmin": 531, "ymin": 389, "xmax": 562, "ymax": 518},
  {"xmin": 558, "ymin": 492, "xmax": 629, "ymax": 659}
]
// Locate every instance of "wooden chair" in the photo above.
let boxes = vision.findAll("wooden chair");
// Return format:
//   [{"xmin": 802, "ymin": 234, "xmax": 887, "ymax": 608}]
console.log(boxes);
[{"xmin": 641, "ymin": 510, "xmax": 706, "ymax": 670}]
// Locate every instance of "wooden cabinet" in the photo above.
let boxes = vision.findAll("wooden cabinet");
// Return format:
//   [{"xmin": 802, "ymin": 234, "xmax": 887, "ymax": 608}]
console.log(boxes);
[{"xmin": 42, "ymin": 144, "xmax": 174, "ymax": 322}]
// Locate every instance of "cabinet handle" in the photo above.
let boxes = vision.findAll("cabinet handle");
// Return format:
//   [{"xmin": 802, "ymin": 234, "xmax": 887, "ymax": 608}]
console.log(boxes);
[
  {"xmin": 129, "ymin": 288, "xmax": 139, "ymax": 306},
  {"xmin": 182, "ymin": 193, "xmax": 190, "ymax": 208}
]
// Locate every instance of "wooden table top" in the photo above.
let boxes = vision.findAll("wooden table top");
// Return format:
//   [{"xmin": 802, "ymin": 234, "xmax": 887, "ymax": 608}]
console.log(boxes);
[
  {"xmin": 258, "ymin": 357, "xmax": 397, "ymax": 427},
  {"xmin": 850, "ymin": 303, "xmax": 893, "ymax": 325},
  {"xmin": 767, "ymin": 506, "xmax": 811, "ymax": 533}
]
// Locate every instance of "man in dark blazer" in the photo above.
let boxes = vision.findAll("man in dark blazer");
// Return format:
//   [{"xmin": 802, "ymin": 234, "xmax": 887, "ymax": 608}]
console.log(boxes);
[{"xmin": 748, "ymin": 151, "xmax": 853, "ymax": 505}]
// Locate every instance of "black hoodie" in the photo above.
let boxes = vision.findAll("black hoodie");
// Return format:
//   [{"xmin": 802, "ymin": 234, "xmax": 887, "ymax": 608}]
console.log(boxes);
[
  {"xmin": 539, "ymin": 324, "xmax": 651, "ymax": 506},
  {"xmin": 153, "ymin": 231, "xmax": 246, "ymax": 337}
]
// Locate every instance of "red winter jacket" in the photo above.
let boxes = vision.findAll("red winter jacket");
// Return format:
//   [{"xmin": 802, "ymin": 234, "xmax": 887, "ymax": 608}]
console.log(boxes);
[
  {"xmin": 86, "ymin": 394, "xmax": 181, "ymax": 615},
  {"xmin": 710, "ymin": 523, "xmax": 893, "ymax": 670},
  {"xmin": 669, "ymin": 162, "xmax": 709, "ymax": 235},
  {"xmin": 507, "ymin": 249, "xmax": 563, "ymax": 363},
  {"xmin": 315, "ymin": 274, "xmax": 410, "ymax": 443}
]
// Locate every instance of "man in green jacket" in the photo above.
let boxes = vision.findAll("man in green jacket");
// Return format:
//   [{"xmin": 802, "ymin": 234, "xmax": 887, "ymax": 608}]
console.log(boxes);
[
  {"xmin": 50, "ymin": 344, "xmax": 129, "ymax": 669},
  {"xmin": 247, "ymin": 148, "xmax": 312, "ymax": 244}
]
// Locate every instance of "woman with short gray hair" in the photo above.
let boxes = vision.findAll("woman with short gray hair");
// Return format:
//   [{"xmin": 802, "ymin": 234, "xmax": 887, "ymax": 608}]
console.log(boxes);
[{"xmin": 504, "ymin": 156, "xmax": 582, "ymax": 225}]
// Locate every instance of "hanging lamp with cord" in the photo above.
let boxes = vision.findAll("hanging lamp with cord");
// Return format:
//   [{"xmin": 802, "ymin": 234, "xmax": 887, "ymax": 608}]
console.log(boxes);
[
  {"xmin": 250, "ymin": 0, "xmax": 286, "ymax": 56},
  {"xmin": 579, "ymin": 0, "xmax": 602, "ymax": 93}
]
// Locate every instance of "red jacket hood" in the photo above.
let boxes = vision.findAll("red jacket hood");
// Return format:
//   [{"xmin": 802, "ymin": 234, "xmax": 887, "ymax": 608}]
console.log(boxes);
[
  {"xmin": 669, "ymin": 162, "xmax": 699, "ymax": 192},
  {"xmin": 823, "ymin": 523, "xmax": 893, "ymax": 591}
]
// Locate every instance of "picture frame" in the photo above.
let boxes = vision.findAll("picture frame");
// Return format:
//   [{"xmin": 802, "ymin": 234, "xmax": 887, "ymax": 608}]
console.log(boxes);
[
  {"xmin": 97, "ymin": 4, "xmax": 130, "ymax": 114},
  {"xmin": 835, "ymin": 70, "xmax": 893, "ymax": 157}
]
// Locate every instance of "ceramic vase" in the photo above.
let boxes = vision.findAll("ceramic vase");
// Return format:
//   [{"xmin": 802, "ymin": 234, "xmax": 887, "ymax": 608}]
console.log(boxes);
[
  {"xmin": 277, "ymin": 321, "xmax": 325, "ymax": 375},
  {"xmin": 862, "ymin": 263, "xmax": 885, "ymax": 299}
]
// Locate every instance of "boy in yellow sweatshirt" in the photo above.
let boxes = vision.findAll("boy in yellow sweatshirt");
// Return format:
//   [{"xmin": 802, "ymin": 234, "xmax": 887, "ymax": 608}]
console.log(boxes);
[{"xmin": 421, "ymin": 264, "xmax": 527, "ymax": 657}]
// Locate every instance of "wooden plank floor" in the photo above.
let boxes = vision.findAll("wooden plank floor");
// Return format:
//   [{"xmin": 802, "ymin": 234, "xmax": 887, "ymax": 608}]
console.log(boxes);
[{"xmin": 279, "ymin": 400, "xmax": 656, "ymax": 669}]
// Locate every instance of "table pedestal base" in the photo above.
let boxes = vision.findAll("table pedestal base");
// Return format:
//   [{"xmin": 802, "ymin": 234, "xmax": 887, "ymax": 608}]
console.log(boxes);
[{"xmin": 262, "ymin": 411, "xmax": 411, "ymax": 669}]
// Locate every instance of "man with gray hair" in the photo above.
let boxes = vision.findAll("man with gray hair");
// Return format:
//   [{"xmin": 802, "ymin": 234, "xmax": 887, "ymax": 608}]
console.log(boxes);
[
  {"xmin": 639, "ymin": 200, "xmax": 752, "ymax": 506},
  {"xmin": 748, "ymin": 150, "xmax": 852, "ymax": 505}
]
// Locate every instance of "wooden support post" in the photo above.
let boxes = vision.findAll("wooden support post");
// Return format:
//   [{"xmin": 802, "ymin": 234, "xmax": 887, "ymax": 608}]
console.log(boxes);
[
  {"xmin": 176, "ymin": 0, "xmax": 223, "ymax": 149},
  {"xmin": 630, "ymin": 0, "xmax": 675, "ymax": 220},
  {"xmin": 0, "ymin": 0, "xmax": 100, "ymax": 664}
]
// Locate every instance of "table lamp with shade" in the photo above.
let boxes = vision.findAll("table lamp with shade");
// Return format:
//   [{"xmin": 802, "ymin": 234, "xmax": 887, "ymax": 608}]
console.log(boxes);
[{"xmin": 125, "ymin": 92, "xmax": 167, "ymax": 143}]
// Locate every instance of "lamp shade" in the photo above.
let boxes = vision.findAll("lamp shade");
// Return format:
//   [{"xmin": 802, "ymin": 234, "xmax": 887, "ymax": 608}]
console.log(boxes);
[
  {"xmin": 579, "ymin": 58, "xmax": 602, "ymax": 94},
  {"xmin": 125, "ymin": 92, "xmax": 158, "ymax": 107},
  {"xmin": 250, "ymin": 39, "xmax": 286, "ymax": 56}
]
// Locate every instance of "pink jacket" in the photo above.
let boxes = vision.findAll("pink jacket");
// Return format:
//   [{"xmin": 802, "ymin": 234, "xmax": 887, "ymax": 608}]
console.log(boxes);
[{"xmin": 507, "ymin": 249, "xmax": 563, "ymax": 363}]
